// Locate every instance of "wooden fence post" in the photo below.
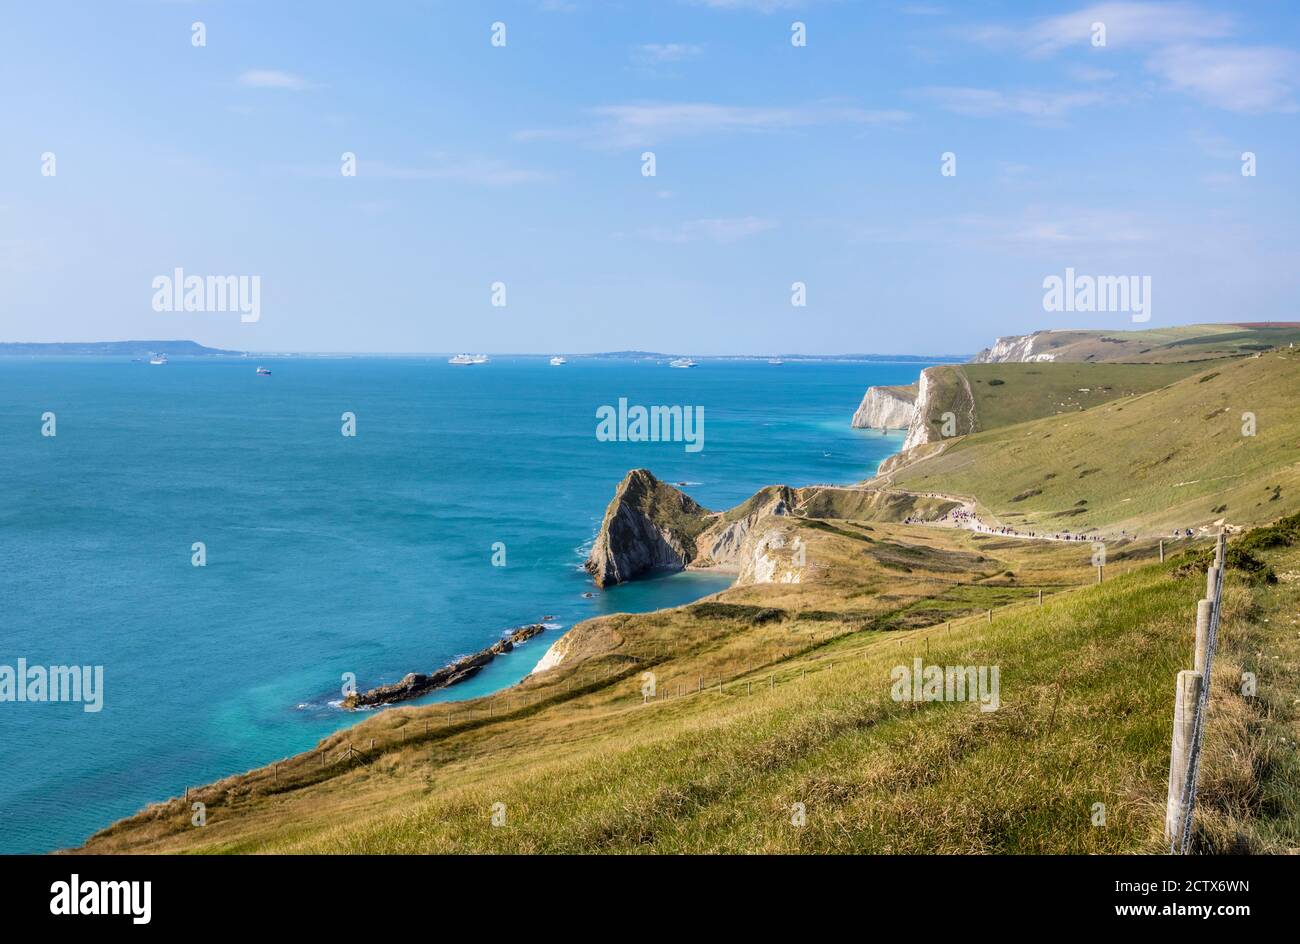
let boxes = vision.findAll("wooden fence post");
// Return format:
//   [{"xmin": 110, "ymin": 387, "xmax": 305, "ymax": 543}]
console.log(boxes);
[
  {"xmin": 1159, "ymin": 539, "xmax": 1164, "ymax": 563},
  {"xmin": 1206, "ymin": 565, "xmax": 1219, "ymax": 601},
  {"xmin": 1165, "ymin": 670, "xmax": 1203, "ymax": 842},
  {"xmin": 1038, "ymin": 590, "xmax": 1043, "ymax": 606},
  {"xmin": 1194, "ymin": 600, "xmax": 1212, "ymax": 674}
]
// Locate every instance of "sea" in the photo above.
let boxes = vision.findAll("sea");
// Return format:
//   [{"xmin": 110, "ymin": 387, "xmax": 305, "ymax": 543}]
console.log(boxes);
[{"xmin": 0, "ymin": 354, "xmax": 935, "ymax": 853}]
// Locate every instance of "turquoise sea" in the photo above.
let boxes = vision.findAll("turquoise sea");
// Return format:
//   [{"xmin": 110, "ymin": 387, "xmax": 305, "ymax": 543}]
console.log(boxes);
[{"xmin": 0, "ymin": 355, "xmax": 930, "ymax": 853}]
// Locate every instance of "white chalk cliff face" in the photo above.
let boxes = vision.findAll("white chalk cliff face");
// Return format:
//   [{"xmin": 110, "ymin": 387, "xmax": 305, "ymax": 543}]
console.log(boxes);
[
  {"xmin": 531, "ymin": 633, "xmax": 573, "ymax": 675},
  {"xmin": 736, "ymin": 525, "xmax": 806, "ymax": 584},
  {"xmin": 901, "ymin": 368, "xmax": 938, "ymax": 451},
  {"xmin": 973, "ymin": 332, "xmax": 1058, "ymax": 363},
  {"xmin": 850, "ymin": 385, "xmax": 917, "ymax": 429}
]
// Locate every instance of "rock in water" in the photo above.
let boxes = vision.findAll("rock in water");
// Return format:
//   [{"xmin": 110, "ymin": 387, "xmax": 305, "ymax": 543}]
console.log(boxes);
[
  {"xmin": 343, "ymin": 623, "xmax": 547, "ymax": 708},
  {"xmin": 584, "ymin": 469, "xmax": 714, "ymax": 587}
]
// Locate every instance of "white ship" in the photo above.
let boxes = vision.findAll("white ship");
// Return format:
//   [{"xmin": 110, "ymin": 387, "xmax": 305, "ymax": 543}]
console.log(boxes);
[
  {"xmin": 149, "ymin": 353, "xmax": 168, "ymax": 365},
  {"xmin": 549, "ymin": 356, "xmax": 566, "ymax": 366},
  {"xmin": 669, "ymin": 357, "xmax": 696, "ymax": 369},
  {"xmin": 448, "ymin": 354, "xmax": 475, "ymax": 365},
  {"xmin": 768, "ymin": 358, "xmax": 784, "ymax": 365}
]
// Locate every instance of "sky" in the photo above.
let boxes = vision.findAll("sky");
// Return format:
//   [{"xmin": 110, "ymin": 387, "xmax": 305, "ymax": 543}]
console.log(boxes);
[{"xmin": 1, "ymin": 0, "xmax": 1298, "ymax": 355}]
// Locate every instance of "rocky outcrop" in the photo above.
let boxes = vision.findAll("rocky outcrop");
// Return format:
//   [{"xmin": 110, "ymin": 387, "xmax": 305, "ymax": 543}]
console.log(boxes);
[
  {"xmin": 584, "ymin": 469, "xmax": 715, "ymax": 587},
  {"xmin": 851, "ymin": 384, "xmax": 917, "ymax": 429},
  {"xmin": 737, "ymin": 525, "xmax": 807, "ymax": 584},
  {"xmin": 530, "ymin": 632, "xmax": 574, "ymax": 675},
  {"xmin": 972, "ymin": 332, "xmax": 1058, "ymax": 363},
  {"xmin": 695, "ymin": 485, "xmax": 794, "ymax": 568},
  {"xmin": 343, "ymin": 624, "xmax": 546, "ymax": 708}
]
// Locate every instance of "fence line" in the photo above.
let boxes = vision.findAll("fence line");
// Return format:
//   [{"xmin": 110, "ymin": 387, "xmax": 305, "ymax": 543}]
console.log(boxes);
[{"xmin": 1165, "ymin": 530, "xmax": 1225, "ymax": 854}]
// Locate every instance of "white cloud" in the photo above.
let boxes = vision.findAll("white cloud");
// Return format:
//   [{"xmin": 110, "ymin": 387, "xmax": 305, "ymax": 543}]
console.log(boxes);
[
  {"xmin": 633, "ymin": 43, "xmax": 705, "ymax": 64},
  {"xmin": 1069, "ymin": 65, "xmax": 1118, "ymax": 82},
  {"xmin": 1148, "ymin": 45, "xmax": 1299, "ymax": 112},
  {"xmin": 970, "ymin": 208, "xmax": 1158, "ymax": 247},
  {"xmin": 840, "ymin": 207, "xmax": 1159, "ymax": 249},
  {"xmin": 920, "ymin": 87, "xmax": 1104, "ymax": 120},
  {"xmin": 293, "ymin": 156, "xmax": 548, "ymax": 186},
  {"xmin": 972, "ymin": 2, "xmax": 1232, "ymax": 57},
  {"xmin": 968, "ymin": 3, "xmax": 1296, "ymax": 113},
  {"xmin": 365, "ymin": 157, "xmax": 550, "ymax": 187},
  {"xmin": 640, "ymin": 216, "xmax": 777, "ymax": 243},
  {"xmin": 521, "ymin": 101, "xmax": 908, "ymax": 147},
  {"xmin": 687, "ymin": 0, "xmax": 808, "ymax": 10},
  {"xmin": 238, "ymin": 69, "xmax": 310, "ymax": 91}
]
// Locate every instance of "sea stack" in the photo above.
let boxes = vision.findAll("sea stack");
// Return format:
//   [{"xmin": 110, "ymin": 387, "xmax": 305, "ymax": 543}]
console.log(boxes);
[{"xmin": 584, "ymin": 469, "xmax": 713, "ymax": 587}]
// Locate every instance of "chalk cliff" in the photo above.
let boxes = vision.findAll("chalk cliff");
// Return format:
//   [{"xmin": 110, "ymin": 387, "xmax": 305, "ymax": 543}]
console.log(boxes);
[
  {"xmin": 972, "ymin": 332, "xmax": 1058, "ymax": 363},
  {"xmin": 694, "ymin": 485, "xmax": 794, "ymax": 568},
  {"xmin": 850, "ymin": 384, "xmax": 917, "ymax": 429},
  {"xmin": 902, "ymin": 368, "xmax": 939, "ymax": 451}
]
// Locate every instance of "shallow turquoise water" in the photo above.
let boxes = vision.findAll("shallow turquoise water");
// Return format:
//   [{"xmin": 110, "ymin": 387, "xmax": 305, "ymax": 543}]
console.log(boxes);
[{"xmin": 0, "ymin": 355, "xmax": 925, "ymax": 852}]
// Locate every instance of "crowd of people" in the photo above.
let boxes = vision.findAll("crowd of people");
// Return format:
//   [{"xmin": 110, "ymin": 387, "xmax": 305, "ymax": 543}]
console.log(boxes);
[{"xmin": 894, "ymin": 492, "xmax": 1216, "ymax": 544}]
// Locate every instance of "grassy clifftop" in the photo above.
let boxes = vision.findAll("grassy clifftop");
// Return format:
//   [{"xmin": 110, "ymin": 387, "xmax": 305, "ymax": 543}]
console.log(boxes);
[
  {"xmin": 80, "ymin": 523, "xmax": 1298, "ymax": 853},
  {"xmin": 977, "ymin": 323, "xmax": 1300, "ymax": 364},
  {"xmin": 882, "ymin": 351, "xmax": 1300, "ymax": 536}
]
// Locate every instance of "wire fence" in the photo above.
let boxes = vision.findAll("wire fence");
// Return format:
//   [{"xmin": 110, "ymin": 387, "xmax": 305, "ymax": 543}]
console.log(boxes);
[{"xmin": 1165, "ymin": 530, "xmax": 1225, "ymax": 854}]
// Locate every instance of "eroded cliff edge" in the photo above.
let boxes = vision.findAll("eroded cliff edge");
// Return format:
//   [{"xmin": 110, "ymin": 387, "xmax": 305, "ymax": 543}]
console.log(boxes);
[
  {"xmin": 582, "ymin": 471, "xmax": 811, "ymax": 589},
  {"xmin": 850, "ymin": 384, "xmax": 917, "ymax": 429}
]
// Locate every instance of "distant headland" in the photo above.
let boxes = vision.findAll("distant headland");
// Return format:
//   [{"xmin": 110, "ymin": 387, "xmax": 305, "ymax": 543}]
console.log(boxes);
[{"xmin": 0, "ymin": 340, "xmax": 242, "ymax": 357}]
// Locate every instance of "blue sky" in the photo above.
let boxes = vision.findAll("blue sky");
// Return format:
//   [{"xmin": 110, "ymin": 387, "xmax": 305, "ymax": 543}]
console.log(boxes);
[{"xmin": 1, "ymin": 0, "xmax": 1297, "ymax": 355}]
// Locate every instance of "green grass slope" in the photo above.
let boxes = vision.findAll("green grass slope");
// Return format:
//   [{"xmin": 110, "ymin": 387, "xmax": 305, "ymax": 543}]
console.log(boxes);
[
  {"xmin": 886, "ymin": 351, "xmax": 1300, "ymax": 536},
  {"xmin": 79, "ymin": 532, "xmax": 1298, "ymax": 854},
  {"xmin": 964, "ymin": 362, "xmax": 1207, "ymax": 431}
]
